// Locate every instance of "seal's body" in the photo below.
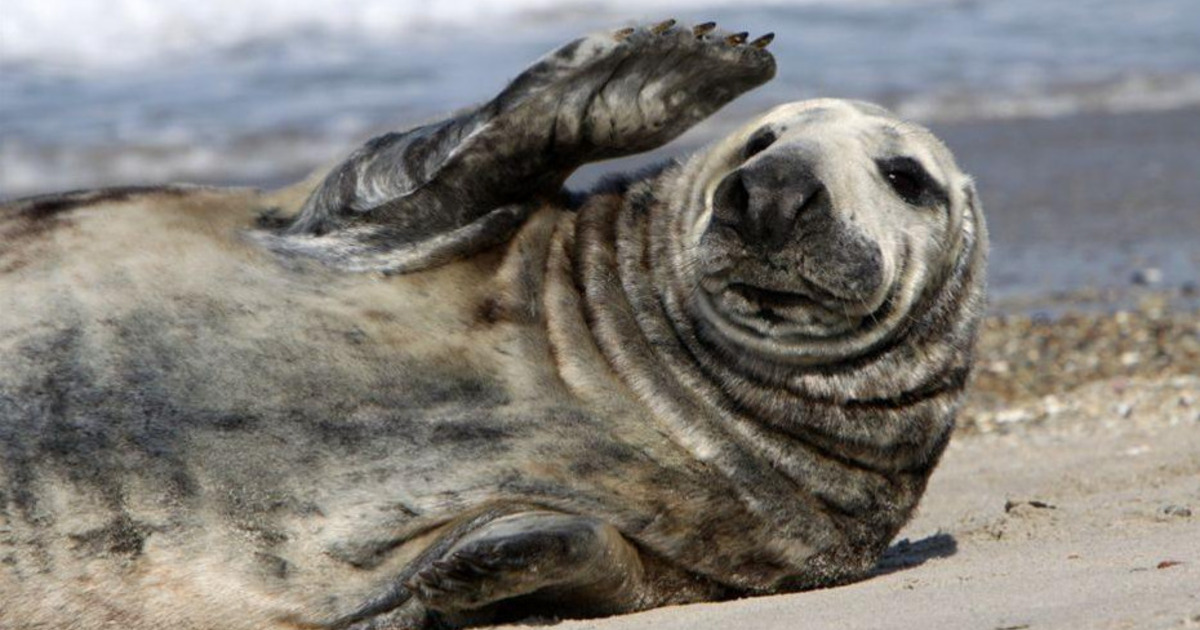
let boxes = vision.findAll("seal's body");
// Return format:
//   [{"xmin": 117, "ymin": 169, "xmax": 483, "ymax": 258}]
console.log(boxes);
[{"xmin": 1, "ymin": 23, "xmax": 987, "ymax": 630}]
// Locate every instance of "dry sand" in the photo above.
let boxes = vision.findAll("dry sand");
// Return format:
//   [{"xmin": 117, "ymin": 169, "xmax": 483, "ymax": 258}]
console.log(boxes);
[{"xmin": 497, "ymin": 302, "xmax": 1200, "ymax": 630}]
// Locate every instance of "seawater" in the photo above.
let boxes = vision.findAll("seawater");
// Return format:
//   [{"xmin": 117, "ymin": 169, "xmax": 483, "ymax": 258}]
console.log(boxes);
[{"xmin": 2, "ymin": 0, "xmax": 1199, "ymax": 196}]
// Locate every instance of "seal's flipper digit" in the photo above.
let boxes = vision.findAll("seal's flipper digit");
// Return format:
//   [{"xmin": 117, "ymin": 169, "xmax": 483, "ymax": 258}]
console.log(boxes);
[
  {"xmin": 404, "ymin": 512, "xmax": 647, "ymax": 622},
  {"xmin": 750, "ymin": 33, "xmax": 776, "ymax": 49}
]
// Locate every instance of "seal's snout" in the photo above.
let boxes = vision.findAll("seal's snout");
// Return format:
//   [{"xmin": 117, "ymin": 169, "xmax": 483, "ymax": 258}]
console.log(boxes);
[
  {"xmin": 702, "ymin": 145, "xmax": 890, "ymax": 326},
  {"xmin": 713, "ymin": 153, "xmax": 828, "ymax": 250}
]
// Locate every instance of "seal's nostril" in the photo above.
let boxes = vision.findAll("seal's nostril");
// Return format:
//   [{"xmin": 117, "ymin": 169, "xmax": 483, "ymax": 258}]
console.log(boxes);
[
  {"xmin": 712, "ymin": 170, "xmax": 750, "ymax": 231},
  {"xmin": 758, "ymin": 180, "xmax": 826, "ymax": 249},
  {"xmin": 794, "ymin": 183, "xmax": 827, "ymax": 221},
  {"xmin": 727, "ymin": 173, "xmax": 750, "ymax": 219}
]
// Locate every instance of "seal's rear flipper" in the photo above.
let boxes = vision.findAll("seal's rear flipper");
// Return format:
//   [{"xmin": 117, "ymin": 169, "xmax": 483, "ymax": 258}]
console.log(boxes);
[
  {"xmin": 404, "ymin": 511, "xmax": 649, "ymax": 626},
  {"xmin": 268, "ymin": 22, "xmax": 775, "ymax": 273}
]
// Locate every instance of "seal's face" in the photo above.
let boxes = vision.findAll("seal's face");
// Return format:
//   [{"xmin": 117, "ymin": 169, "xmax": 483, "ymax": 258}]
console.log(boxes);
[{"xmin": 677, "ymin": 99, "xmax": 981, "ymax": 365}]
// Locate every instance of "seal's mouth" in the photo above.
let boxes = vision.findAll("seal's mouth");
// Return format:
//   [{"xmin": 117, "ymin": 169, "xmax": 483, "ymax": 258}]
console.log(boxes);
[
  {"xmin": 727, "ymin": 283, "xmax": 824, "ymax": 322},
  {"xmin": 702, "ymin": 279, "xmax": 867, "ymax": 338}
]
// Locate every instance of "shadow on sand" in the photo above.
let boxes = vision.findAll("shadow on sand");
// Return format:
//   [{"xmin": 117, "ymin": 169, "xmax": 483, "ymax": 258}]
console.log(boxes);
[{"xmin": 873, "ymin": 532, "xmax": 958, "ymax": 576}]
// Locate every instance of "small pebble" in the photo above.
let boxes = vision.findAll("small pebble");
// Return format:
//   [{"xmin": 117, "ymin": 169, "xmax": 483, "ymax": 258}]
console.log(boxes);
[
  {"xmin": 996, "ymin": 409, "xmax": 1034, "ymax": 425},
  {"xmin": 1159, "ymin": 505, "xmax": 1193, "ymax": 518},
  {"xmin": 1042, "ymin": 394, "xmax": 1067, "ymax": 416},
  {"xmin": 1005, "ymin": 499, "xmax": 1056, "ymax": 512}
]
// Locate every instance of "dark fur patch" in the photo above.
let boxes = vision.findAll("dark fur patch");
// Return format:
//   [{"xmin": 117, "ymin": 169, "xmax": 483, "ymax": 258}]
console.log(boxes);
[
  {"xmin": 566, "ymin": 439, "xmax": 640, "ymax": 477},
  {"xmin": 208, "ymin": 412, "xmax": 260, "ymax": 431},
  {"xmin": 69, "ymin": 515, "xmax": 157, "ymax": 558},
  {"xmin": 6, "ymin": 186, "xmax": 193, "ymax": 221},
  {"xmin": 429, "ymin": 421, "xmax": 514, "ymax": 445},
  {"xmin": 2, "ymin": 186, "xmax": 203, "ymax": 275},
  {"xmin": 475, "ymin": 297, "xmax": 506, "ymax": 326},
  {"xmin": 555, "ymin": 37, "xmax": 585, "ymax": 62},
  {"xmin": 363, "ymin": 309, "xmax": 398, "ymax": 323},
  {"xmin": 578, "ymin": 161, "xmax": 675, "ymax": 200},
  {"xmin": 2, "ymin": 213, "xmax": 73, "ymax": 242},
  {"xmin": 419, "ymin": 375, "xmax": 508, "ymax": 408},
  {"xmin": 844, "ymin": 366, "xmax": 969, "ymax": 411},
  {"xmin": 254, "ymin": 207, "xmax": 293, "ymax": 230},
  {"xmin": 254, "ymin": 552, "xmax": 291, "ymax": 579},
  {"xmin": 0, "ymin": 213, "xmax": 75, "ymax": 274}
]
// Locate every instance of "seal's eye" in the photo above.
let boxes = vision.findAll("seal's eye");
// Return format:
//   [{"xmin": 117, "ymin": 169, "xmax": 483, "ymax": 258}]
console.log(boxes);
[
  {"xmin": 877, "ymin": 157, "xmax": 947, "ymax": 207},
  {"xmin": 887, "ymin": 170, "xmax": 924, "ymax": 205},
  {"xmin": 744, "ymin": 128, "xmax": 777, "ymax": 159}
]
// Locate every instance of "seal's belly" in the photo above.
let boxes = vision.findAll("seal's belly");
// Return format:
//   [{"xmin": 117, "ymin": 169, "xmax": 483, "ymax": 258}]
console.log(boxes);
[
  {"xmin": 0, "ymin": 192, "xmax": 704, "ymax": 627},
  {"xmin": 0, "ymin": 187, "xmax": 559, "ymax": 428}
]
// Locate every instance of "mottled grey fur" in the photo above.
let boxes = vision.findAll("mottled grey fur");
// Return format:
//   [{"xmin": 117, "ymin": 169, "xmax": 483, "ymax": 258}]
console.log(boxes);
[{"xmin": 0, "ymin": 22, "xmax": 986, "ymax": 630}]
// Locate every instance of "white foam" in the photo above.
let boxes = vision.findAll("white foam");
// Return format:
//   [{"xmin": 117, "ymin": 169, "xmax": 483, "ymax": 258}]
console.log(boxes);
[
  {"xmin": 0, "ymin": 0, "xmax": 945, "ymax": 70},
  {"xmin": 4, "ymin": 0, "xmax": 1199, "ymax": 199},
  {"xmin": 895, "ymin": 73, "xmax": 1200, "ymax": 123}
]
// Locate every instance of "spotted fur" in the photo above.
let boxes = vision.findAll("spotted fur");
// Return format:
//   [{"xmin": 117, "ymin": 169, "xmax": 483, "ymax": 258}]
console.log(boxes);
[{"xmin": 0, "ymin": 23, "xmax": 985, "ymax": 630}]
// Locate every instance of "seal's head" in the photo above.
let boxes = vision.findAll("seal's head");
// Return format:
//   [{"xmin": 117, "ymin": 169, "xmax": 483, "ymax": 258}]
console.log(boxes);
[{"xmin": 669, "ymin": 99, "xmax": 985, "ymax": 368}]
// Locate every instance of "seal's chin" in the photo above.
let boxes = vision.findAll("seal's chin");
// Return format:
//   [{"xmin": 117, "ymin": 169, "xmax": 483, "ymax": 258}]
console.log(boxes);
[{"xmin": 700, "ymin": 279, "xmax": 869, "ymax": 338}]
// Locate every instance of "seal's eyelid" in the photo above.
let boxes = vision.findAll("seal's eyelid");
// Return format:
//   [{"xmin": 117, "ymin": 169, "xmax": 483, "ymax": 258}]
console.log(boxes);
[
  {"xmin": 743, "ymin": 127, "xmax": 778, "ymax": 159},
  {"xmin": 875, "ymin": 156, "xmax": 949, "ymax": 208}
]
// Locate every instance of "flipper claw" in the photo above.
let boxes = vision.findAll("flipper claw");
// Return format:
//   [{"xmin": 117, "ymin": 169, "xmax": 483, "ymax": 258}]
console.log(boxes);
[
  {"xmin": 652, "ymin": 19, "xmax": 677, "ymax": 34},
  {"xmin": 614, "ymin": 27, "xmax": 636, "ymax": 40},
  {"xmin": 693, "ymin": 22, "xmax": 717, "ymax": 37},
  {"xmin": 726, "ymin": 32, "xmax": 749, "ymax": 46},
  {"xmin": 750, "ymin": 33, "xmax": 775, "ymax": 49}
]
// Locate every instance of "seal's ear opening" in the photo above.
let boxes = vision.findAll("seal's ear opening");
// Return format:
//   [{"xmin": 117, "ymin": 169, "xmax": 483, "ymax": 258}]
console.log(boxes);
[
  {"xmin": 945, "ymin": 178, "xmax": 984, "ymax": 270},
  {"xmin": 963, "ymin": 177, "xmax": 990, "ymax": 304},
  {"xmin": 932, "ymin": 177, "xmax": 989, "ymax": 325},
  {"xmin": 917, "ymin": 176, "xmax": 986, "ymax": 313},
  {"xmin": 963, "ymin": 180, "xmax": 981, "ymax": 226},
  {"xmin": 961, "ymin": 178, "xmax": 988, "ymax": 267}
]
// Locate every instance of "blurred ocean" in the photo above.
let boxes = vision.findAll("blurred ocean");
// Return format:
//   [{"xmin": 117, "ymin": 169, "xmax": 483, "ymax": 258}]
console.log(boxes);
[{"xmin": 2, "ymin": 0, "xmax": 1199, "ymax": 197}]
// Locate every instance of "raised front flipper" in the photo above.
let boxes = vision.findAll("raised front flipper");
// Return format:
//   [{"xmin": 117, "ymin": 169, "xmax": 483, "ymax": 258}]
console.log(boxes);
[{"xmin": 271, "ymin": 22, "xmax": 775, "ymax": 273}]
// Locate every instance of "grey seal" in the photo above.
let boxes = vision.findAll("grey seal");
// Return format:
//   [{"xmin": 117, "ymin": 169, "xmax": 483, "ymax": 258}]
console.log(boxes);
[{"xmin": 0, "ymin": 21, "xmax": 987, "ymax": 630}]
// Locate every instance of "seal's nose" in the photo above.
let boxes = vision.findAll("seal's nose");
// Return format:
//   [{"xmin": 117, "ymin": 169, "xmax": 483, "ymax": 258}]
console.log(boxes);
[{"xmin": 712, "ymin": 154, "xmax": 828, "ymax": 250}]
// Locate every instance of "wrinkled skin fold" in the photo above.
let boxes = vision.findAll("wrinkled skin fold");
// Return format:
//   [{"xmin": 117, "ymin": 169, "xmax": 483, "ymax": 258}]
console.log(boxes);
[{"xmin": 0, "ymin": 21, "xmax": 987, "ymax": 630}]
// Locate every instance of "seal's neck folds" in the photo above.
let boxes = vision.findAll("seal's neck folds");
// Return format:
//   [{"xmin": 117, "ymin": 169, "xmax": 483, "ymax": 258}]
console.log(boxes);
[{"xmin": 552, "ymin": 166, "xmax": 986, "ymax": 588}]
